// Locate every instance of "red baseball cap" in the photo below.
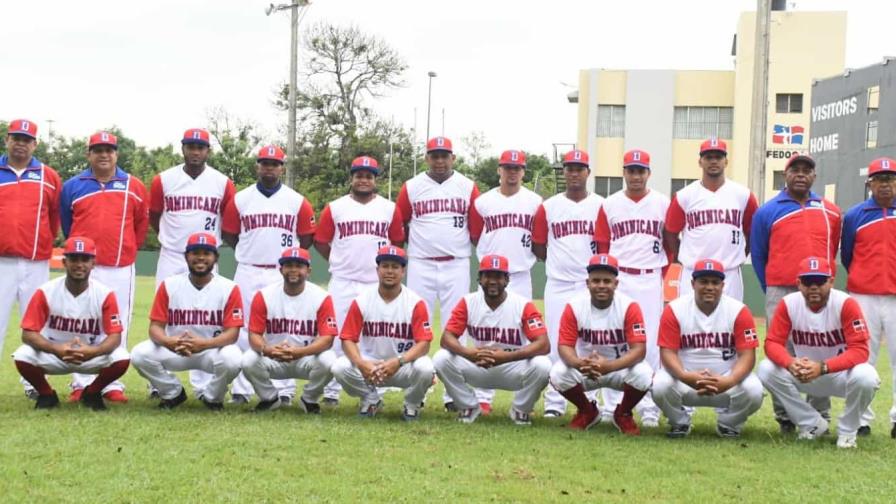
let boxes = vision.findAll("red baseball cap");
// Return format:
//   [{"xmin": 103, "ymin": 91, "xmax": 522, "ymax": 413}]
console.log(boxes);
[
  {"xmin": 185, "ymin": 232, "xmax": 218, "ymax": 254},
  {"xmin": 692, "ymin": 259, "xmax": 725, "ymax": 280},
  {"xmin": 586, "ymin": 254, "xmax": 619, "ymax": 275},
  {"xmin": 426, "ymin": 136, "xmax": 453, "ymax": 153},
  {"xmin": 623, "ymin": 149, "xmax": 650, "ymax": 169},
  {"xmin": 699, "ymin": 138, "xmax": 727, "ymax": 156},
  {"xmin": 63, "ymin": 236, "xmax": 97, "ymax": 257},
  {"xmin": 279, "ymin": 247, "xmax": 311, "ymax": 266},
  {"xmin": 562, "ymin": 149, "xmax": 589, "ymax": 167},
  {"xmin": 479, "ymin": 254, "xmax": 510, "ymax": 274},
  {"xmin": 867, "ymin": 157, "xmax": 896, "ymax": 177},
  {"xmin": 350, "ymin": 156, "xmax": 380, "ymax": 175},
  {"xmin": 89, "ymin": 131, "xmax": 118, "ymax": 149},
  {"xmin": 785, "ymin": 153, "xmax": 815, "ymax": 170},
  {"xmin": 375, "ymin": 245, "xmax": 407, "ymax": 266},
  {"xmin": 797, "ymin": 257, "xmax": 832, "ymax": 278},
  {"xmin": 498, "ymin": 150, "xmax": 527, "ymax": 167},
  {"xmin": 8, "ymin": 119, "xmax": 37, "ymax": 139},
  {"xmin": 257, "ymin": 144, "xmax": 286, "ymax": 163},
  {"xmin": 182, "ymin": 128, "xmax": 211, "ymax": 146}
]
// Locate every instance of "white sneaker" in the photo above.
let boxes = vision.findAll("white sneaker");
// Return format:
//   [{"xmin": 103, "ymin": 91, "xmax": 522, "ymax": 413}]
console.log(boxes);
[
  {"xmin": 457, "ymin": 405, "xmax": 482, "ymax": 424},
  {"xmin": 836, "ymin": 434, "xmax": 857, "ymax": 449},
  {"xmin": 641, "ymin": 416, "xmax": 660, "ymax": 428},
  {"xmin": 797, "ymin": 419, "xmax": 830, "ymax": 440},
  {"xmin": 509, "ymin": 407, "xmax": 532, "ymax": 426}
]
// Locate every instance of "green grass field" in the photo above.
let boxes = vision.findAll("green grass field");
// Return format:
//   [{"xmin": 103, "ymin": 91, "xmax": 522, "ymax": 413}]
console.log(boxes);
[{"xmin": 0, "ymin": 276, "xmax": 894, "ymax": 502}]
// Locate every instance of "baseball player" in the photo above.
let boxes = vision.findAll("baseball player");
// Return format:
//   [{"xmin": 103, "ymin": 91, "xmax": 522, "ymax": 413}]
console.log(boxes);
[
  {"xmin": 12, "ymin": 237, "xmax": 129, "ymax": 410},
  {"xmin": 550, "ymin": 254, "xmax": 652, "ymax": 435},
  {"xmin": 149, "ymin": 128, "xmax": 236, "ymax": 397},
  {"xmin": 663, "ymin": 138, "xmax": 758, "ymax": 301},
  {"xmin": 653, "ymin": 259, "xmax": 764, "ymax": 439},
  {"xmin": 532, "ymin": 149, "xmax": 604, "ymax": 417},
  {"xmin": 60, "ymin": 131, "xmax": 148, "ymax": 403},
  {"xmin": 314, "ymin": 155, "xmax": 404, "ymax": 405},
  {"xmin": 751, "ymin": 153, "xmax": 841, "ymax": 432},
  {"xmin": 331, "ymin": 246, "xmax": 435, "ymax": 420},
  {"xmin": 758, "ymin": 257, "xmax": 880, "ymax": 449},
  {"xmin": 1, "ymin": 119, "xmax": 62, "ymax": 399},
  {"xmin": 221, "ymin": 144, "xmax": 316, "ymax": 404},
  {"xmin": 241, "ymin": 247, "xmax": 338, "ymax": 413},
  {"xmin": 594, "ymin": 148, "xmax": 667, "ymax": 426},
  {"xmin": 434, "ymin": 254, "xmax": 551, "ymax": 425},
  {"xmin": 842, "ymin": 157, "xmax": 896, "ymax": 438},
  {"xmin": 130, "ymin": 232, "xmax": 243, "ymax": 410}
]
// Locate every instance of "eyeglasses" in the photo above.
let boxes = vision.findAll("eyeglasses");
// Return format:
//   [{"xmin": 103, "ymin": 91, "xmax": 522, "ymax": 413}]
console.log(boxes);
[
  {"xmin": 800, "ymin": 276, "xmax": 828, "ymax": 287},
  {"xmin": 870, "ymin": 174, "xmax": 896, "ymax": 183}
]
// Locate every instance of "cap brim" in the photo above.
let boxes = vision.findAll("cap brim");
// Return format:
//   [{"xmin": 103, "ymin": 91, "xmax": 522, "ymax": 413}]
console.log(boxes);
[
  {"xmin": 623, "ymin": 162, "xmax": 650, "ymax": 169},
  {"xmin": 63, "ymin": 252, "xmax": 96, "ymax": 257},
  {"xmin": 257, "ymin": 158, "xmax": 284, "ymax": 164},
  {"xmin": 376, "ymin": 255, "xmax": 407, "ymax": 266},
  {"xmin": 798, "ymin": 273, "xmax": 830, "ymax": 280},
  {"xmin": 700, "ymin": 149, "xmax": 727, "ymax": 156},
  {"xmin": 182, "ymin": 139, "xmax": 210, "ymax": 146},
  {"xmin": 9, "ymin": 132, "xmax": 36, "ymax": 139},
  {"xmin": 478, "ymin": 268, "xmax": 509, "ymax": 274},
  {"xmin": 427, "ymin": 148, "xmax": 452, "ymax": 153},
  {"xmin": 586, "ymin": 264, "xmax": 619, "ymax": 275},
  {"xmin": 350, "ymin": 166, "xmax": 380, "ymax": 175},
  {"xmin": 185, "ymin": 244, "xmax": 218, "ymax": 253},
  {"xmin": 692, "ymin": 270, "xmax": 725, "ymax": 280},
  {"xmin": 563, "ymin": 162, "xmax": 589, "ymax": 168},
  {"xmin": 89, "ymin": 143, "xmax": 118, "ymax": 149},
  {"xmin": 278, "ymin": 257, "xmax": 310, "ymax": 266},
  {"xmin": 787, "ymin": 156, "xmax": 815, "ymax": 169}
]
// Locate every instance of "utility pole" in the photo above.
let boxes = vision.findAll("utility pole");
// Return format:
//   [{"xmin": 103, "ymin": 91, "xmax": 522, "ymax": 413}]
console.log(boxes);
[
  {"xmin": 748, "ymin": 0, "xmax": 772, "ymax": 202},
  {"xmin": 425, "ymin": 71, "xmax": 437, "ymax": 141}
]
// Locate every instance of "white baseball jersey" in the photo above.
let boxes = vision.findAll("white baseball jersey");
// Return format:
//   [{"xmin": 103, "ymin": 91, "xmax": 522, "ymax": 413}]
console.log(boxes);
[
  {"xmin": 150, "ymin": 273, "xmax": 243, "ymax": 339},
  {"xmin": 315, "ymin": 194, "xmax": 404, "ymax": 283},
  {"xmin": 533, "ymin": 193, "xmax": 604, "ymax": 282},
  {"xmin": 660, "ymin": 294, "xmax": 757, "ymax": 375},
  {"xmin": 222, "ymin": 185, "xmax": 316, "ymax": 266},
  {"xmin": 248, "ymin": 281, "xmax": 337, "ymax": 347},
  {"xmin": 397, "ymin": 172, "xmax": 479, "ymax": 259},
  {"xmin": 340, "ymin": 286, "xmax": 433, "ymax": 360},
  {"xmin": 21, "ymin": 276, "xmax": 122, "ymax": 346},
  {"xmin": 558, "ymin": 292, "xmax": 646, "ymax": 360},
  {"xmin": 664, "ymin": 180, "xmax": 757, "ymax": 269},
  {"xmin": 595, "ymin": 190, "xmax": 669, "ymax": 269},
  {"xmin": 469, "ymin": 187, "xmax": 542, "ymax": 273},
  {"xmin": 444, "ymin": 290, "xmax": 546, "ymax": 350},
  {"xmin": 150, "ymin": 165, "xmax": 235, "ymax": 252}
]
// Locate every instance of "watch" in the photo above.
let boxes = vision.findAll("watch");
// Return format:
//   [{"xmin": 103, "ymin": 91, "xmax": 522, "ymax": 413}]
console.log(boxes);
[
  {"xmin": 398, "ymin": 355, "xmax": 407, "ymax": 367},
  {"xmin": 820, "ymin": 361, "xmax": 828, "ymax": 375}
]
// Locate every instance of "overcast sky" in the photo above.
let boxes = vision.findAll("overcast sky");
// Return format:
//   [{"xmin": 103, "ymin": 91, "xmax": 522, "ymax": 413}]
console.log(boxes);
[{"xmin": 4, "ymin": 0, "xmax": 894, "ymax": 160}]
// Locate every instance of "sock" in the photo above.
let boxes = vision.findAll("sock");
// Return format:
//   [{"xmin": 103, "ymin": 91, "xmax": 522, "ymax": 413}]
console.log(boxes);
[
  {"xmin": 84, "ymin": 360, "xmax": 130, "ymax": 395},
  {"xmin": 617, "ymin": 384, "xmax": 648, "ymax": 415},
  {"xmin": 15, "ymin": 361, "xmax": 54, "ymax": 396},
  {"xmin": 559, "ymin": 384, "xmax": 595, "ymax": 413}
]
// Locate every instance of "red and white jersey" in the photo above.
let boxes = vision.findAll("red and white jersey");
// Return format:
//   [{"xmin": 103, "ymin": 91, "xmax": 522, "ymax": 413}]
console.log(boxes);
[
  {"xmin": 468, "ymin": 186, "xmax": 542, "ymax": 273},
  {"xmin": 664, "ymin": 180, "xmax": 758, "ymax": 269},
  {"xmin": 21, "ymin": 276, "xmax": 122, "ymax": 345},
  {"xmin": 150, "ymin": 273, "xmax": 243, "ymax": 339},
  {"xmin": 248, "ymin": 281, "xmax": 337, "ymax": 347},
  {"xmin": 149, "ymin": 165, "xmax": 236, "ymax": 252},
  {"xmin": 315, "ymin": 194, "xmax": 404, "ymax": 282},
  {"xmin": 595, "ymin": 190, "xmax": 669, "ymax": 269},
  {"xmin": 659, "ymin": 294, "xmax": 757, "ymax": 375},
  {"xmin": 445, "ymin": 290, "xmax": 546, "ymax": 350},
  {"xmin": 222, "ymin": 185, "xmax": 316, "ymax": 266},
  {"xmin": 532, "ymin": 193, "xmax": 604, "ymax": 283},
  {"xmin": 396, "ymin": 172, "xmax": 479, "ymax": 258},
  {"xmin": 558, "ymin": 292, "xmax": 646, "ymax": 360},
  {"xmin": 0, "ymin": 155, "xmax": 61, "ymax": 261},
  {"xmin": 340, "ymin": 286, "xmax": 433, "ymax": 360}
]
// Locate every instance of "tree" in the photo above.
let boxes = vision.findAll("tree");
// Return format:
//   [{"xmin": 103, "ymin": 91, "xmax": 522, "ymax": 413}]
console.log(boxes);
[{"xmin": 206, "ymin": 107, "xmax": 262, "ymax": 188}]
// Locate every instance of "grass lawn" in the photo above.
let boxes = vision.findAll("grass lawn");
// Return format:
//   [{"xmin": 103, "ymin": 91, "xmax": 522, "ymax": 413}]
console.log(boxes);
[{"xmin": 0, "ymin": 275, "xmax": 894, "ymax": 502}]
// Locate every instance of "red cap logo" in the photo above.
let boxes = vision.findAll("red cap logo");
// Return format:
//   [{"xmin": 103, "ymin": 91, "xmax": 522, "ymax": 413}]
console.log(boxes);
[
  {"xmin": 63, "ymin": 236, "xmax": 97, "ymax": 256},
  {"xmin": 478, "ymin": 254, "xmax": 509, "ymax": 273},
  {"xmin": 700, "ymin": 138, "xmax": 728, "ymax": 155}
]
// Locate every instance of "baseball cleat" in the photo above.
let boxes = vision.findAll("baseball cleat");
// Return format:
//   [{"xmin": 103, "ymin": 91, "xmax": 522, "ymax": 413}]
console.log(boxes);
[
  {"xmin": 509, "ymin": 408, "xmax": 532, "ymax": 426},
  {"xmin": 35, "ymin": 392, "xmax": 60, "ymax": 410},
  {"xmin": 857, "ymin": 425, "xmax": 871, "ymax": 437},
  {"xmin": 80, "ymin": 391, "xmax": 107, "ymax": 411},
  {"xmin": 479, "ymin": 402, "xmax": 492, "ymax": 416},
  {"xmin": 358, "ymin": 400, "xmax": 383, "ymax": 418},
  {"xmin": 255, "ymin": 397, "xmax": 282, "ymax": 412},
  {"xmin": 836, "ymin": 434, "xmax": 857, "ymax": 449},
  {"xmin": 322, "ymin": 397, "xmax": 340, "ymax": 407},
  {"xmin": 613, "ymin": 410, "xmax": 641, "ymax": 436},
  {"xmin": 569, "ymin": 402, "xmax": 600, "ymax": 431},
  {"xmin": 666, "ymin": 424, "xmax": 692, "ymax": 439},
  {"xmin": 443, "ymin": 401, "xmax": 458, "ymax": 412},
  {"xmin": 279, "ymin": 396, "xmax": 293, "ymax": 407},
  {"xmin": 401, "ymin": 403, "xmax": 421, "ymax": 421},
  {"xmin": 543, "ymin": 409, "xmax": 564, "ymax": 418},
  {"xmin": 228, "ymin": 394, "xmax": 250, "ymax": 405},
  {"xmin": 158, "ymin": 388, "xmax": 188, "ymax": 410},
  {"xmin": 777, "ymin": 419, "xmax": 796, "ymax": 434},
  {"xmin": 201, "ymin": 397, "xmax": 224, "ymax": 411},
  {"xmin": 68, "ymin": 388, "xmax": 83, "ymax": 403},
  {"xmin": 797, "ymin": 419, "xmax": 829, "ymax": 441},
  {"xmin": 715, "ymin": 423, "xmax": 740, "ymax": 439},
  {"xmin": 299, "ymin": 397, "xmax": 321, "ymax": 415},
  {"xmin": 103, "ymin": 390, "xmax": 128, "ymax": 403},
  {"xmin": 640, "ymin": 415, "xmax": 660, "ymax": 428},
  {"xmin": 25, "ymin": 389, "xmax": 39, "ymax": 401},
  {"xmin": 457, "ymin": 406, "xmax": 482, "ymax": 424}
]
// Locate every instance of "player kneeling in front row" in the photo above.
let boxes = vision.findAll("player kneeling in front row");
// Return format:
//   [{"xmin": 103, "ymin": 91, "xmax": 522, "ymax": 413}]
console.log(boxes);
[
  {"xmin": 331, "ymin": 246, "xmax": 434, "ymax": 420},
  {"xmin": 758, "ymin": 257, "xmax": 879, "ymax": 449},
  {"xmin": 131, "ymin": 233, "xmax": 244, "ymax": 410},
  {"xmin": 13, "ymin": 237, "xmax": 130, "ymax": 410},
  {"xmin": 242, "ymin": 247, "xmax": 338, "ymax": 413},
  {"xmin": 434, "ymin": 255, "xmax": 551, "ymax": 426},
  {"xmin": 653, "ymin": 259, "xmax": 763, "ymax": 438},
  {"xmin": 550, "ymin": 254, "xmax": 651, "ymax": 435}
]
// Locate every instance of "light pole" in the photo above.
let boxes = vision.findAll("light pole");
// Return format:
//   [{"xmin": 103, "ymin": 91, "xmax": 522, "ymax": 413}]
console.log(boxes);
[{"xmin": 425, "ymin": 71, "xmax": 437, "ymax": 141}]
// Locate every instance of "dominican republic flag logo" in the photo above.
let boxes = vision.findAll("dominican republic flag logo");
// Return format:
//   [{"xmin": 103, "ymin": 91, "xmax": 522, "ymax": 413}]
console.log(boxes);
[
  {"xmin": 633, "ymin": 323, "xmax": 646, "ymax": 337},
  {"xmin": 527, "ymin": 317, "xmax": 544, "ymax": 330},
  {"xmin": 325, "ymin": 317, "xmax": 337, "ymax": 330},
  {"xmin": 232, "ymin": 308, "xmax": 243, "ymax": 320},
  {"xmin": 110, "ymin": 314, "xmax": 121, "ymax": 326},
  {"xmin": 852, "ymin": 318, "xmax": 867, "ymax": 333},
  {"xmin": 772, "ymin": 125, "xmax": 805, "ymax": 145},
  {"xmin": 744, "ymin": 328, "xmax": 757, "ymax": 342}
]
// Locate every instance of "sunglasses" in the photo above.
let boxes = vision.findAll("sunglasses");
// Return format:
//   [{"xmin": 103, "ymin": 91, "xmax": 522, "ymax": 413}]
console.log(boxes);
[
  {"xmin": 800, "ymin": 276, "xmax": 828, "ymax": 287},
  {"xmin": 870, "ymin": 174, "xmax": 896, "ymax": 183}
]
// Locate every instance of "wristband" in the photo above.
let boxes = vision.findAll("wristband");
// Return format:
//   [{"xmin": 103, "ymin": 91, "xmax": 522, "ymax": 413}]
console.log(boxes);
[
  {"xmin": 820, "ymin": 361, "xmax": 828, "ymax": 375},
  {"xmin": 398, "ymin": 355, "xmax": 406, "ymax": 367}
]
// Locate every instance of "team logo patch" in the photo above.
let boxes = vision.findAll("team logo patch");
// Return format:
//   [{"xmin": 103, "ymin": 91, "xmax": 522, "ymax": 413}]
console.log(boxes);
[
  {"xmin": 75, "ymin": 240, "xmax": 85, "ymax": 252},
  {"xmin": 232, "ymin": 308, "xmax": 243, "ymax": 320},
  {"xmin": 600, "ymin": 256, "xmax": 609, "ymax": 265},
  {"xmin": 325, "ymin": 317, "xmax": 337, "ymax": 330},
  {"xmin": 511, "ymin": 151, "xmax": 519, "ymax": 161},
  {"xmin": 852, "ymin": 319, "xmax": 867, "ymax": 333},
  {"xmin": 110, "ymin": 314, "xmax": 121, "ymax": 326},
  {"xmin": 112, "ymin": 181, "xmax": 126, "ymax": 189},
  {"xmin": 633, "ymin": 151, "xmax": 641, "ymax": 161},
  {"xmin": 574, "ymin": 151, "xmax": 582, "ymax": 161},
  {"xmin": 704, "ymin": 261, "xmax": 714, "ymax": 270},
  {"xmin": 808, "ymin": 259, "xmax": 819, "ymax": 271},
  {"xmin": 21, "ymin": 121, "xmax": 31, "ymax": 131},
  {"xmin": 101, "ymin": 133, "xmax": 110, "ymax": 142},
  {"xmin": 744, "ymin": 328, "xmax": 757, "ymax": 342},
  {"xmin": 26, "ymin": 172, "xmax": 41, "ymax": 180},
  {"xmin": 436, "ymin": 138, "xmax": 445, "ymax": 147},
  {"xmin": 710, "ymin": 138, "xmax": 719, "ymax": 147},
  {"xmin": 198, "ymin": 235, "xmax": 207, "ymax": 245},
  {"xmin": 632, "ymin": 323, "xmax": 646, "ymax": 337},
  {"xmin": 883, "ymin": 159, "xmax": 892, "ymax": 170},
  {"xmin": 192, "ymin": 130, "xmax": 202, "ymax": 139},
  {"xmin": 527, "ymin": 317, "xmax": 545, "ymax": 330},
  {"xmin": 491, "ymin": 257, "xmax": 501, "ymax": 269}
]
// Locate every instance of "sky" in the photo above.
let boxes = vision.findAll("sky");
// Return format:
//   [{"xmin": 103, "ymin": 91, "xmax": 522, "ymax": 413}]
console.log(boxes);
[{"xmin": 4, "ymin": 0, "xmax": 895, "ymax": 160}]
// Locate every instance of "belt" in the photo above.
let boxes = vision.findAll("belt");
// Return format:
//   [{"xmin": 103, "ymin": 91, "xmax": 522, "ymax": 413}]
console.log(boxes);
[
  {"xmin": 619, "ymin": 266, "xmax": 655, "ymax": 275},
  {"xmin": 425, "ymin": 256, "xmax": 455, "ymax": 262},
  {"xmin": 251, "ymin": 264, "xmax": 278, "ymax": 269}
]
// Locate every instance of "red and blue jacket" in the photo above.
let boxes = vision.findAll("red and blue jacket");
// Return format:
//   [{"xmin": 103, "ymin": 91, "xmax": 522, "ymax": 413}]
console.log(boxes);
[
  {"xmin": 750, "ymin": 189, "xmax": 841, "ymax": 291},
  {"xmin": 0, "ymin": 155, "xmax": 61, "ymax": 261},
  {"xmin": 841, "ymin": 198, "xmax": 896, "ymax": 295},
  {"xmin": 60, "ymin": 167, "xmax": 149, "ymax": 267}
]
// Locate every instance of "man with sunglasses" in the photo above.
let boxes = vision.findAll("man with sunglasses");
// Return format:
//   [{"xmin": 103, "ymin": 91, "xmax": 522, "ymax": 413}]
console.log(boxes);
[{"xmin": 841, "ymin": 157, "xmax": 896, "ymax": 438}]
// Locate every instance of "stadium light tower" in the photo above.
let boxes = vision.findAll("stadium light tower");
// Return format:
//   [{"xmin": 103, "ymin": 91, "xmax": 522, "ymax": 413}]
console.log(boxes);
[{"xmin": 425, "ymin": 71, "xmax": 437, "ymax": 141}]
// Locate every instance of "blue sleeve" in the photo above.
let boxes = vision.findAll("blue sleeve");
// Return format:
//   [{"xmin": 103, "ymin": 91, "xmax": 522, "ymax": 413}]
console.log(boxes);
[
  {"xmin": 59, "ymin": 181, "xmax": 73, "ymax": 238},
  {"xmin": 840, "ymin": 207, "xmax": 858, "ymax": 271},
  {"xmin": 749, "ymin": 205, "xmax": 771, "ymax": 293}
]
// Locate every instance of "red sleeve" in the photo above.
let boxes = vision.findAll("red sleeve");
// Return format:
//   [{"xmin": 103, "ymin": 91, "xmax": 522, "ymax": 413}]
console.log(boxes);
[
  {"xmin": 248, "ymin": 292, "xmax": 268, "ymax": 334},
  {"xmin": 102, "ymin": 292, "xmax": 123, "ymax": 335},
  {"xmin": 557, "ymin": 304, "xmax": 579, "ymax": 347},
  {"xmin": 595, "ymin": 206, "xmax": 610, "ymax": 253},
  {"xmin": 468, "ymin": 199, "xmax": 484, "ymax": 241},
  {"xmin": 828, "ymin": 202, "xmax": 842, "ymax": 264},
  {"xmin": 47, "ymin": 169, "xmax": 61, "ymax": 237},
  {"xmin": 388, "ymin": 205, "xmax": 405, "ymax": 244},
  {"xmin": 468, "ymin": 184, "xmax": 480, "ymax": 213},
  {"xmin": 296, "ymin": 198, "xmax": 316, "ymax": 236},
  {"xmin": 520, "ymin": 302, "xmax": 547, "ymax": 341},
  {"xmin": 222, "ymin": 285, "xmax": 244, "ymax": 328},
  {"xmin": 444, "ymin": 297, "xmax": 469, "ymax": 336},
  {"xmin": 20, "ymin": 289, "xmax": 50, "ymax": 332},
  {"xmin": 411, "ymin": 300, "xmax": 434, "ymax": 342},
  {"xmin": 664, "ymin": 195, "xmax": 685, "ymax": 233},
  {"xmin": 149, "ymin": 175, "xmax": 164, "ymax": 214},
  {"xmin": 732, "ymin": 306, "xmax": 758, "ymax": 350},
  {"xmin": 313, "ymin": 205, "xmax": 335, "ymax": 244},
  {"xmin": 221, "ymin": 194, "xmax": 241, "ymax": 235},
  {"xmin": 218, "ymin": 179, "xmax": 236, "ymax": 221},
  {"xmin": 827, "ymin": 297, "xmax": 870, "ymax": 373},
  {"xmin": 149, "ymin": 282, "xmax": 170, "ymax": 323},
  {"xmin": 765, "ymin": 300, "xmax": 794, "ymax": 368},
  {"xmin": 316, "ymin": 295, "xmax": 338, "ymax": 336},
  {"xmin": 396, "ymin": 184, "xmax": 412, "ymax": 224},
  {"xmin": 743, "ymin": 193, "xmax": 759, "ymax": 235},
  {"xmin": 532, "ymin": 204, "xmax": 548, "ymax": 245},
  {"xmin": 339, "ymin": 300, "xmax": 363, "ymax": 342},
  {"xmin": 131, "ymin": 177, "xmax": 150, "ymax": 248},
  {"xmin": 657, "ymin": 305, "xmax": 682, "ymax": 349},
  {"xmin": 623, "ymin": 303, "xmax": 647, "ymax": 345}
]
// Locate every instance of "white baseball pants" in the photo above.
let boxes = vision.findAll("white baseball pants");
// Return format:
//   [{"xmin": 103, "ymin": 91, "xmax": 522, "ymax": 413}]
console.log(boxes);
[
  {"xmin": 507, "ymin": 270, "xmax": 533, "ymax": 300},
  {"xmin": 652, "ymin": 368, "xmax": 764, "ymax": 432},
  {"xmin": 550, "ymin": 360, "xmax": 653, "ymax": 394},
  {"xmin": 330, "ymin": 355, "xmax": 434, "ymax": 410},
  {"xmin": 241, "ymin": 349, "xmax": 336, "ymax": 404},
  {"xmin": 679, "ymin": 266, "xmax": 744, "ymax": 301},
  {"xmin": 543, "ymin": 277, "xmax": 588, "ymax": 413},
  {"xmin": 323, "ymin": 276, "xmax": 378, "ymax": 400},
  {"xmin": 852, "ymin": 293, "xmax": 896, "ymax": 425},
  {"xmin": 0, "ymin": 257, "xmax": 48, "ymax": 356},
  {"xmin": 130, "ymin": 340, "xmax": 241, "ymax": 403},
  {"xmin": 13, "ymin": 345, "xmax": 130, "ymax": 374}
]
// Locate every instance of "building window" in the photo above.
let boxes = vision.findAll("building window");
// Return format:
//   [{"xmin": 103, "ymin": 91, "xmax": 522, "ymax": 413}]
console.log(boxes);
[
  {"xmin": 775, "ymin": 93, "xmax": 803, "ymax": 113},
  {"xmin": 866, "ymin": 121, "xmax": 878, "ymax": 149},
  {"xmin": 773, "ymin": 170, "xmax": 786, "ymax": 191},
  {"xmin": 594, "ymin": 176, "xmax": 623, "ymax": 197},
  {"xmin": 867, "ymin": 85, "xmax": 880, "ymax": 113},
  {"xmin": 672, "ymin": 107, "xmax": 733, "ymax": 139},
  {"xmin": 597, "ymin": 105, "xmax": 625, "ymax": 137},
  {"xmin": 670, "ymin": 178, "xmax": 698, "ymax": 194}
]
